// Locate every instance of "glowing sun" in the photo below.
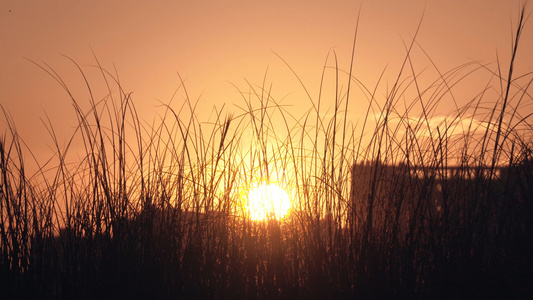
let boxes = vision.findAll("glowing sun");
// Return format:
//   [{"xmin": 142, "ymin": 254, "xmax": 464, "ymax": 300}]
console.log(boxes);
[{"xmin": 247, "ymin": 183, "xmax": 292, "ymax": 221}]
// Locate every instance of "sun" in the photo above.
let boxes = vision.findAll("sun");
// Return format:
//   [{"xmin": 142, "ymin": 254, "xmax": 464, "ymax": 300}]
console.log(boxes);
[{"xmin": 246, "ymin": 183, "xmax": 292, "ymax": 221}]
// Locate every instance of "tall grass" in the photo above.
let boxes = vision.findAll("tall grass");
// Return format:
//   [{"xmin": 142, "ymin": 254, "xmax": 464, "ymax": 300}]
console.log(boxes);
[{"xmin": 2, "ymin": 6, "xmax": 533, "ymax": 299}]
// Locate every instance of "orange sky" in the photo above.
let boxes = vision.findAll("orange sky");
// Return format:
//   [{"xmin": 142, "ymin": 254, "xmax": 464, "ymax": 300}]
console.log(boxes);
[{"xmin": 1, "ymin": 0, "xmax": 532, "ymax": 165}]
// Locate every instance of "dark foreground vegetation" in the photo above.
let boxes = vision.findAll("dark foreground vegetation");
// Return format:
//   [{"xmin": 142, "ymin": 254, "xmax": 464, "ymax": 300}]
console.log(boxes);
[{"xmin": 2, "ymin": 7, "xmax": 533, "ymax": 300}]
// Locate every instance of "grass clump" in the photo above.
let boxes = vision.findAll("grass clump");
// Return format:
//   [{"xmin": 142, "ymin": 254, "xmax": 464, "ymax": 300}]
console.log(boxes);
[{"xmin": 1, "ymin": 6, "xmax": 533, "ymax": 299}]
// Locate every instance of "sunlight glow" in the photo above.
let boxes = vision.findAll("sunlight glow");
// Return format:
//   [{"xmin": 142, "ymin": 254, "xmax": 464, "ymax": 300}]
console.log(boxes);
[{"xmin": 246, "ymin": 183, "xmax": 292, "ymax": 221}]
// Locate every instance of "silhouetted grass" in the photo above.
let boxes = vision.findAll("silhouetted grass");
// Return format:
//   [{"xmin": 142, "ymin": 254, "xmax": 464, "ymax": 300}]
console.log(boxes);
[{"xmin": 1, "ymin": 6, "xmax": 533, "ymax": 299}]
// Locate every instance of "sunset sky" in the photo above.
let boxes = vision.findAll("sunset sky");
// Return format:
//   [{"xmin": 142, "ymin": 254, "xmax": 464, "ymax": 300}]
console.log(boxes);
[{"xmin": 1, "ymin": 0, "xmax": 532, "ymax": 163}]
